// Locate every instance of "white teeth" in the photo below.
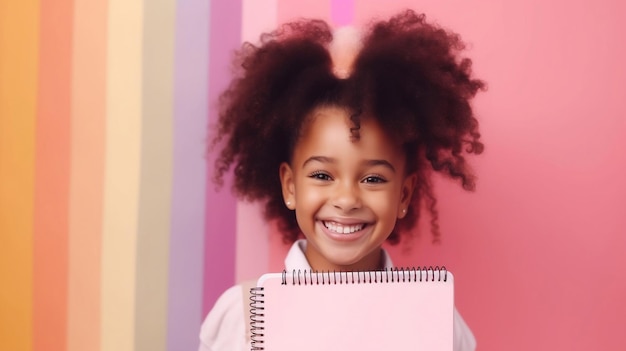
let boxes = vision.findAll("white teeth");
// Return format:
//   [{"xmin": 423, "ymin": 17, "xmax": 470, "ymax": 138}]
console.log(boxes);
[{"xmin": 323, "ymin": 221, "xmax": 364, "ymax": 234}]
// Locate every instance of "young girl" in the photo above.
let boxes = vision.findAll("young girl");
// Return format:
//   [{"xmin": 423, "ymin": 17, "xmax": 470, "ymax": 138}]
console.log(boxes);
[{"xmin": 200, "ymin": 10, "xmax": 484, "ymax": 351}]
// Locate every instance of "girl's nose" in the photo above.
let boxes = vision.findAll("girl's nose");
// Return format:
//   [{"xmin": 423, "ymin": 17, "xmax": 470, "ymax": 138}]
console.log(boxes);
[{"xmin": 332, "ymin": 181, "xmax": 362, "ymax": 211}]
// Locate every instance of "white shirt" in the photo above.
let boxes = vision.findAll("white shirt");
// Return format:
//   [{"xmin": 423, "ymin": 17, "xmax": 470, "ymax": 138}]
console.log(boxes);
[{"xmin": 199, "ymin": 239, "xmax": 476, "ymax": 351}]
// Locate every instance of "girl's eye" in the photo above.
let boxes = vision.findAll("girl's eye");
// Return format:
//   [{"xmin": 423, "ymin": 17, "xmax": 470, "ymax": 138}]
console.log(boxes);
[
  {"xmin": 362, "ymin": 175, "xmax": 387, "ymax": 184},
  {"xmin": 309, "ymin": 171, "xmax": 332, "ymax": 181}
]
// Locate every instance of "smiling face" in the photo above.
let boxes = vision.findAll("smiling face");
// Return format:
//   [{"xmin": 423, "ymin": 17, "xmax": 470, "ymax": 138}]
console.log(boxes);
[{"xmin": 279, "ymin": 106, "xmax": 416, "ymax": 271}]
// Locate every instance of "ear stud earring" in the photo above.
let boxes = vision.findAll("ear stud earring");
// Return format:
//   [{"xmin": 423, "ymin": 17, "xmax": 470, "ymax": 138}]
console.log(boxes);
[{"xmin": 286, "ymin": 201, "xmax": 291, "ymax": 207}]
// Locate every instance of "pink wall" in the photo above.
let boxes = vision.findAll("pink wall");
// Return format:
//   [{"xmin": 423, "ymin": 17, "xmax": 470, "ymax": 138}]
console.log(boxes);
[{"xmin": 263, "ymin": 1, "xmax": 626, "ymax": 350}]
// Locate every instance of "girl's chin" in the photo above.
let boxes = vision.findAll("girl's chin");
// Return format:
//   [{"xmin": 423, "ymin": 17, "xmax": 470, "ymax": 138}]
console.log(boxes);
[{"xmin": 306, "ymin": 242, "xmax": 382, "ymax": 271}]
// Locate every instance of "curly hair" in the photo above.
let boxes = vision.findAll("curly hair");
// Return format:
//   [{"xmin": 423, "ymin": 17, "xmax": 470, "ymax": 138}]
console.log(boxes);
[{"xmin": 211, "ymin": 9, "xmax": 485, "ymax": 244}]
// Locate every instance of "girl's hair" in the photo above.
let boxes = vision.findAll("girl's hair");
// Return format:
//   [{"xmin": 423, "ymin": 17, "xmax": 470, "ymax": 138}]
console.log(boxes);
[{"xmin": 211, "ymin": 9, "xmax": 485, "ymax": 244}]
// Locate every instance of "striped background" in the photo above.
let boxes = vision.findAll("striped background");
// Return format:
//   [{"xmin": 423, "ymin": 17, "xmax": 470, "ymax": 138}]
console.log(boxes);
[{"xmin": 2, "ymin": 0, "xmax": 626, "ymax": 351}]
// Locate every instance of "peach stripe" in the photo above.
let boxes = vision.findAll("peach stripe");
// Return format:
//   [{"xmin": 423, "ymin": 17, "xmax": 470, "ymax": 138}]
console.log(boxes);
[
  {"xmin": 101, "ymin": 0, "xmax": 143, "ymax": 350},
  {"xmin": 0, "ymin": 1, "xmax": 39, "ymax": 350},
  {"xmin": 33, "ymin": 1, "xmax": 73, "ymax": 350},
  {"xmin": 67, "ymin": 0, "xmax": 108, "ymax": 350}
]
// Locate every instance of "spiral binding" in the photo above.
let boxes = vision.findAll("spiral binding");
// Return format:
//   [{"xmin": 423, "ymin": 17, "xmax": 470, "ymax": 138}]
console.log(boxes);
[
  {"xmin": 281, "ymin": 266, "xmax": 447, "ymax": 285},
  {"xmin": 249, "ymin": 286, "xmax": 265, "ymax": 350}
]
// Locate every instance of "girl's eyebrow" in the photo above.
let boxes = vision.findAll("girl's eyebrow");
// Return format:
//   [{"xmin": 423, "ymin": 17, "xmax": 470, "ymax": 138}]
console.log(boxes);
[
  {"xmin": 302, "ymin": 156, "xmax": 396, "ymax": 173},
  {"xmin": 365, "ymin": 159, "xmax": 396, "ymax": 173},
  {"xmin": 302, "ymin": 156, "xmax": 335, "ymax": 168}
]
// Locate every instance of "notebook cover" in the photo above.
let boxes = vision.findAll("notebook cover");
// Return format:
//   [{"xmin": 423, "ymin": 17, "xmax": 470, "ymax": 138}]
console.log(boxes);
[{"xmin": 250, "ymin": 269, "xmax": 453, "ymax": 351}]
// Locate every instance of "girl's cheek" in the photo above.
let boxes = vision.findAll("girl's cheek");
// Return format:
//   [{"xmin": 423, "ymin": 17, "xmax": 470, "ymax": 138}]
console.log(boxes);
[
  {"xmin": 300, "ymin": 187, "xmax": 325, "ymax": 203},
  {"xmin": 366, "ymin": 189, "xmax": 401, "ymax": 212}
]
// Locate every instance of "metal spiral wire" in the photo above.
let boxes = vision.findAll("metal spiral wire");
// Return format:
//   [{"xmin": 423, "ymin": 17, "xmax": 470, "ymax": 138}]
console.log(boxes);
[
  {"xmin": 249, "ymin": 286, "xmax": 265, "ymax": 350},
  {"xmin": 280, "ymin": 266, "xmax": 447, "ymax": 285}
]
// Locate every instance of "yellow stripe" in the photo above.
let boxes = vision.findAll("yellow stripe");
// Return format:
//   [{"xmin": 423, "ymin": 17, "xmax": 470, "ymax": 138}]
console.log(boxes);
[
  {"xmin": 134, "ymin": 0, "xmax": 175, "ymax": 349},
  {"xmin": 0, "ymin": 1, "xmax": 39, "ymax": 350},
  {"xmin": 101, "ymin": 0, "xmax": 143, "ymax": 350}
]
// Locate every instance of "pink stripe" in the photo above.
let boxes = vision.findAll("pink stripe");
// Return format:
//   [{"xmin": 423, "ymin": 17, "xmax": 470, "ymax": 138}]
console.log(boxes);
[
  {"xmin": 234, "ymin": 0, "xmax": 278, "ymax": 283},
  {"xmin": 278, "ymin": 0, "xmax": 331, "ymax": 23},
  {"xmin": 203, "ymin": 0, "xmax": 242, "ymax": 316},
  {"xmin": 331, "ymin": 0, "xmax": 354, "ymax": 26}
]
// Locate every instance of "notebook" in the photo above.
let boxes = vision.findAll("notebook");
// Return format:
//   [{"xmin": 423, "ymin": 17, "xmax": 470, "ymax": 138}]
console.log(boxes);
[{"xmin": 249, "ymin": 267, "xmax": 453, "ymax": 351}]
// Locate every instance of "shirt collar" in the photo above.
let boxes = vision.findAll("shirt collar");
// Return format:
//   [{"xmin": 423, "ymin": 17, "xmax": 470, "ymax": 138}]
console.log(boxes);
[{"xmin": 284, "ymin": 239, "xmax": 394, "ymax": 270}]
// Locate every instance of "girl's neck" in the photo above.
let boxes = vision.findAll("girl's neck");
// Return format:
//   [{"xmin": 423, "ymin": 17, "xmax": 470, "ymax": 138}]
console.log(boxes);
[{"xmin": 304, "ymin": 245, "xmax": 384, "ymax": 271}]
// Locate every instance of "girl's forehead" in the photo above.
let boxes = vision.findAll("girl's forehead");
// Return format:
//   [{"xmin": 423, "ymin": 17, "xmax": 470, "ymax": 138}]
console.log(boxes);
[
  {"xmin": 293, "ymin": 106, "xmax": 405, "ymax": 164},
  {"xmin": 301, "ymin": 105, "xmax": 386, "ymax": 141},
  {"xmin": 299, "ymin": 106, "xmax": 362, "ymax": 143},
  {"xmin": 305, "ymin": 106, "xmax": 352, "ymax": 131}
]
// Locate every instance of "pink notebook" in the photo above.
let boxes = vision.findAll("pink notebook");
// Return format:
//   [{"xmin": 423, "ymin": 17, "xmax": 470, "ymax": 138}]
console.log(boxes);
[{"xmin": 250, "ymin": 268, "xmax": 453, "ymax": 351}]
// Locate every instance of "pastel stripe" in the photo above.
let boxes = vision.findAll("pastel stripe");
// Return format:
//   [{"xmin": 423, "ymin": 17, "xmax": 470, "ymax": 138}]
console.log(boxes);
[
  {"xmin": 33, "ymin": 0, "xmax": 73, "ymax": 350},
  {"xmin": 331, "ymin": 0, "xmax": 354, "ymax": 25},
  {"xmin": 353, "ymin": 0, "xmax": 417, "ymax": 25},
  {"xmin": 241, "ymin": 0, "xmax": 277, "ymax": 42},
  {"xmin": 67, "ymin": 1, "xmax": 107, "ymax": 350},
  {"xmin": 0, "ymin": 1, "xmax": 39, "ymax": 350},
  {"xmin": 236, "ymin": 201, "xmax": 271, "ymax": 281},
  {"xmin": 133, "ymin": 1, "xmax": 175, "ymax": 351},
  {"xmin": 168, "ymin": 0, "xmax": 210, "ymax": 349},
  {"xmin": 278, "ymin": 0, "xmax": 332, "ymax": 22},
  {"xmin": 203, "ymin": 0, "xmax": 242, "ymax": 316},
  {"xmin": 234, "ymin": 0, "xmax": 278, "ymax": 284},
  {"xmin": 101, "ymin": 0, "xmax": 143, "ymax": 350}
]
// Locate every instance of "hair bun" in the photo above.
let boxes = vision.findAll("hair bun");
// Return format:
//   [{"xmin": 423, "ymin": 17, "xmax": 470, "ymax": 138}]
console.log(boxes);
[{"xmin": 328, "ymin": 26, "xmax": 363, "ymax": 79}]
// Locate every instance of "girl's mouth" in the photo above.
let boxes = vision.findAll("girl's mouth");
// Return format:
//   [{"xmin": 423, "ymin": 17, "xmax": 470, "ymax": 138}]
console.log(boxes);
[{"xmin": 322, "ymin": 221, "xmax": 366, "ymax": 234}]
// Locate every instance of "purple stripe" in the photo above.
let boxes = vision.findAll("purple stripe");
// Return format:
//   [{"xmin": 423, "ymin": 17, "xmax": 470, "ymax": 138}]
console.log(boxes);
[
  {"xmin": 331, "ymin": 0, "xmax": 354, "ymax": 26},
  {"xmin": 203, "ymin": 0, "xmax": 242, "ymax": 316},
  {"xmin": 168, "ymin": 0, "xmax": 210, "ymax": 350}
]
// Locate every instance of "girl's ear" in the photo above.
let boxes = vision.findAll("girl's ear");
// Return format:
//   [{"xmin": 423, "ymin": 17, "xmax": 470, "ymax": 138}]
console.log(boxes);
[
  {"xmin": 398, "ymin": 173, "xmax": 418, "ymax": 219},
  {"xmin": 279, "ymin": 162, "xmax": 296, "ymax": 210}
]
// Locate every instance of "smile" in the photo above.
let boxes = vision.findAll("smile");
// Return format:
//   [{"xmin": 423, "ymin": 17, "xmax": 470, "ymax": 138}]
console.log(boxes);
[{"xmin": 322, "ymin": 221, "xmax": 365, "ymax": 234}]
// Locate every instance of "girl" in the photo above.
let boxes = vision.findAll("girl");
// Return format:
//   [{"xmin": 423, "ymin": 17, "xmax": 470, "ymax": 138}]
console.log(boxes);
[{"xmin": 200, "ymin": 10, "xmax": 485, "ymax": 351}]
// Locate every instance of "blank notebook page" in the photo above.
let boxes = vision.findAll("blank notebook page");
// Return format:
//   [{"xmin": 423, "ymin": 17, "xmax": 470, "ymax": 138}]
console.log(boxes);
[{"xmin": 250, "ymin": 268, "xmax": 453, "ymax": 351}]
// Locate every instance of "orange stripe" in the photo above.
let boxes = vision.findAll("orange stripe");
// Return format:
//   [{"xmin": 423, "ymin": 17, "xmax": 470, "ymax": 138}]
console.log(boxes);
[
  {"xmin": 0, "ymin": 1, "xmax": 39, "ymax": 350},
  {"xmin": 66, "ymin": 0, "xmax": 108, "ymax": 350},
  {"xmin": 33, "ymin": 1, "xmax": 73, "ymax": 350}
]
